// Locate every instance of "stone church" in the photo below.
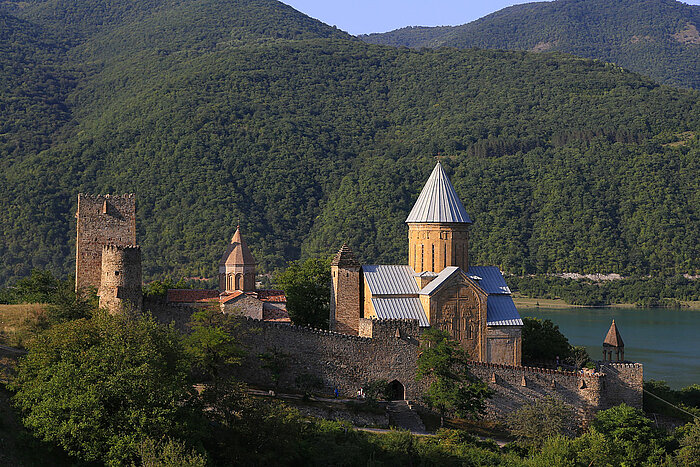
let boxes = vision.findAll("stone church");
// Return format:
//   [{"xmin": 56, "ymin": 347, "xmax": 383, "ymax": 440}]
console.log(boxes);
[{"xmin": 330, "ymin": 162, "xmax": 523, "ymax": 365}]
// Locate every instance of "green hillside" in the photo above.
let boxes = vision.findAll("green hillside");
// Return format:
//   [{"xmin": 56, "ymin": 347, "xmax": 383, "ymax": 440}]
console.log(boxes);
[
  {"xmin": 0, "ymin": 0, "xmax": 699, "ymax": 287},
  {"xmin": 362, "ymin": 0, "xmax": 700, "ymax": 90}
]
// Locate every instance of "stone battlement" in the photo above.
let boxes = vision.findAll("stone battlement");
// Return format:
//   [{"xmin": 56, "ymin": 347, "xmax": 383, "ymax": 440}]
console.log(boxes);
[
  {"xmin": 242, "ymin": 317, "xmax": 374, "ymax": 341},
  {"xmin": 78, "ymin": 193, "xmax": 136, "ymax": 199},
  {"xmin": 468, "ymin": 360, "xmax": 604, "ymax": 379}
]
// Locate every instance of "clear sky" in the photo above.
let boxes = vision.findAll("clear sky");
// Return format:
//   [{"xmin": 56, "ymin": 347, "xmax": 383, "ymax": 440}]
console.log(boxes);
[{"xmin": 282, "ymin": 0, "xmax": 700, "ymax": 36}]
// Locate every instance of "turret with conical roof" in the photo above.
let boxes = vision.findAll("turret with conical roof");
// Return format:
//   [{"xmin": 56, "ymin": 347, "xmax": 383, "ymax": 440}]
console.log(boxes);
[
  {"xmin": 219, "ymin": 226, "xmax": 256, "ymax": 292},
  {"xmin": 406, "ymin": 162, "xmax": 472, "ymax": 273},
  {"xmin": 603, "ymin": 320, "xmax": 625, "ymax": 362},
  {"xmin": 330, "ymin": 243, "xmax": 361, "ymax": 335}
]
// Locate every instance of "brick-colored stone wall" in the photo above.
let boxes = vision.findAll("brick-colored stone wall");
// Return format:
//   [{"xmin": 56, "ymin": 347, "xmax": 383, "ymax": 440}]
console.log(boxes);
[
  {"xmin": 330, "ymin": 265, "xmax": 361, "ymax": 335},
  {"xmin": 98, "ymin": 245, "xmax": 142, "ymax": 314},
  {"xmin": 408, "ymin": 223, "xmax": 469, "ymax": 273},
  {"xmin": 427, "ymin": 273, "xmax": 488, "ymax": 362},
  {"xmin": 75, "ymin": 194, "xmax": 136, "ymax": 292}
]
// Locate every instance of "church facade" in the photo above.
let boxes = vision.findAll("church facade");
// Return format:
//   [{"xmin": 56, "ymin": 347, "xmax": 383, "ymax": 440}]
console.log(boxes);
[{"xmin": 330, "ymin": 163, "xmax": 522, "ymax": 366}]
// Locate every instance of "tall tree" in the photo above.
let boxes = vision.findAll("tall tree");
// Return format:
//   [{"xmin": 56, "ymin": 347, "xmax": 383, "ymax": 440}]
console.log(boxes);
[
  {"xmin": 416, "ymin": 328, "xmax": 490, "ymax": 425},
  {"xmin": 275, "ymin": 257, "xmax": 331, "ymax": 329}
]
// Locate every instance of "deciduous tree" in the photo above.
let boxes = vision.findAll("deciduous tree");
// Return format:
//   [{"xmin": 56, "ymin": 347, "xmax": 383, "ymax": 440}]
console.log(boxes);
[
  {"xmin": 416, "ymin": 328, "xmax": 490, "ymax": 425},
  {"xmin": 275, "ymin": 257, "xmax": 331, "ymax": 329},
  {"xmin": 11, "ymin": 312, "xmax": 201, "ymax": 465}
]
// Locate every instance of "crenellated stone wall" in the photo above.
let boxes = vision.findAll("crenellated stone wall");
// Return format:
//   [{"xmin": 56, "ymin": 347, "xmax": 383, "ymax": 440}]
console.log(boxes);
[
  {"xmin": 597, "ymin": 361, "xmax": 644, "ymax": 410},
  {"xmin": 148, "ymin": 302, "xmax": 642, "ymax": 422},
  {"xmin": 232, "ymin": 318, "xmax": 423, "ymax": 399},
  {"xmin": 468, "ymin": 361, "xmax": 605, "ymax": 421}
]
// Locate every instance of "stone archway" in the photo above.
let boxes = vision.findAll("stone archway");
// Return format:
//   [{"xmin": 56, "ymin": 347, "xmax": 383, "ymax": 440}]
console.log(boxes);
[{"xmin": 387, "ymin": 380, "xmax": 405, "ymax": 401}]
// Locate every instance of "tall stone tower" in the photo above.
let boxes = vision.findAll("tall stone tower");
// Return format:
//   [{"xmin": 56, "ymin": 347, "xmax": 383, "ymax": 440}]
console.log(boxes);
[
  {"xmin": 98, "ymin": 245, "xmax": 142, "ymax": 314},
  {"xmin": 219, "ymin": 226, "xmax": 256, "ymax": 293},
  {"xmin": 406, "ymin": 162, "xmax": 472, "ymax": 274},
  {"xmin": 330, "ymin": 244, "xmax": 361, "ymax": 335},
  {"xmin": 75, "ymin": 194, "xmax": 136, "ymax": 293}
]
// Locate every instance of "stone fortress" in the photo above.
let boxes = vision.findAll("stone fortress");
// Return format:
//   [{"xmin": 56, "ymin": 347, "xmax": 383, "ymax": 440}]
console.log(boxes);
[{"xmin": 74, "ymin": 163, "xmax": 643, "ymax": 422}]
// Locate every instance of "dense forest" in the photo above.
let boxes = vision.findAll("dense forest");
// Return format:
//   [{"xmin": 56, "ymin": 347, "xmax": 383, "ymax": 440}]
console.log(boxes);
[
  {"xmin": 362, "ymin": 0, "xmax": 700, "ymax": 90},
  {"xmin": 0, "ymin": 0, "xmax": 699, "ymax": 287}
]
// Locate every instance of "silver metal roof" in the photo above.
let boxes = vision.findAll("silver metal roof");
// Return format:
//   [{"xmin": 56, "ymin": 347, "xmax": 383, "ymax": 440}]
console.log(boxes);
[
  {"xmin": 486, "ymin": 295, "xmax": 523, "ymax": 326},
  {"xmin": 406, "ymin": 162, "xmax": 472, "ymax": 224},
  {"xmin": 371, "ymin": 297, "xmax": 430, "ymax": 327},
  {"xmin": 467, "ymin": 266, "xmax": 511, "ymax": 294},
  {"xmin": 362, "ymin": 265, "xmax": 419, "ymax": 295},
  {"xmin": 418, "ymin": 266, "xmax": 461, "ymax": 296}
]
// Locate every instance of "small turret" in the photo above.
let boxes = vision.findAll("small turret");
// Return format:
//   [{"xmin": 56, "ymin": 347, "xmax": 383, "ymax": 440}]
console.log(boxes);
[
  {"xmin": 98, "ymin": 244, "xmax": 142, "ymax": 314},
  {"xmin": 330, "ymin": 244, "xmax": 361, "ymax": 335},
  {"xmin": 219, "ymin": 226, "xmax": 256, "ymax": 292},
  {"xmin": 603, "ymin": 319, "xmax": 625, "ymax": 362}
]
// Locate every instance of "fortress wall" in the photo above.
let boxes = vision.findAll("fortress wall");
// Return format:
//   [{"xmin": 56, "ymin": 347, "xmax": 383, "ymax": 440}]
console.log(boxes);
[
  {"xmin": 598, "ymin": 362, "xmax": 643, "ymax": 410},
  {"xmin": 146, "ymin": 303, "xmax": 641, "ymax": 420},
  {"xmin": 468, "ymin": 361, "xmax": 604, "ymax": 421},
  {"xmin": 232, "ymin": 318, "xmax": 423, "ymax": 399}
]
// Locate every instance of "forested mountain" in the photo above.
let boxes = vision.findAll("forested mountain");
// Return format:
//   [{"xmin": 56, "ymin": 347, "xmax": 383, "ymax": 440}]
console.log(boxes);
[
  {"xmin": 0, "ymin": 0, "xmax": 699, "ymax": 287},
  {"xmin": 361, "ymin": 0, "xmax": 700, "ymax": 90}
]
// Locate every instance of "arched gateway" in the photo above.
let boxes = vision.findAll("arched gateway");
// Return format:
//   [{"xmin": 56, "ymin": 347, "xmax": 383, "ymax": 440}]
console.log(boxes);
[{"xmin": 387, "ymin": 380, "xmax": 405, "ymax": 401}]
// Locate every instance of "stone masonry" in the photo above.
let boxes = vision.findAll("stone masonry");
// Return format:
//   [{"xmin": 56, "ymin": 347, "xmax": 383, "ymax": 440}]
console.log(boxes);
[
  {"xmin": 75, "ymin": 194, "xmax": 136, "ymax": 293},
  {"xmin": 151, "ymin": 302, "xmax": 642, "ymax": 422},
  {"xmin": 98, "ymin": 245, "xmax": 143, "ymax": 314},
  {"xmin": 330, "ymin": 244, "xmax": 361, "ymax": 335}
]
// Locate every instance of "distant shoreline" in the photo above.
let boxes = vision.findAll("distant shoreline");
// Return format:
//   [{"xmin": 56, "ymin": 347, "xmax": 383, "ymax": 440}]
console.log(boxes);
[{"xmin": 512, "ymin": 294, "xmax": 700, "ymax": 311}]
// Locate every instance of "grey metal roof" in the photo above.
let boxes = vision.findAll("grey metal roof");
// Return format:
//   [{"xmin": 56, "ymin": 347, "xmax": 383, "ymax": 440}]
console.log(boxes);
[
  {"xmin": 362, "ymin": 265, "xmax": 419, "ymax": 295},
  {"xmin": 467, "ymin": 266, "xmax": 511, "ymax": 294},
  {"xmin": 486, "ymin": 295, "xmax": 523, "ymax": 326},
  {"xmin": 406, "ymin": 162, "xmax": 472, "ymax": 224},
  {"xmin": 371, "ymin": 297, "xmax": 430, "ymax": 327},
  {"xmin": 418, "ymin": 266, "xmax": 460, "ymax": 295}
]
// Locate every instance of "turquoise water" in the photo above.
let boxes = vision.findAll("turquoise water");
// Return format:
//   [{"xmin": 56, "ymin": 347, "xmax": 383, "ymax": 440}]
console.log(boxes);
[{"xmin": 520, "ymin": 307, "xmax": 700, "ymax": 389}]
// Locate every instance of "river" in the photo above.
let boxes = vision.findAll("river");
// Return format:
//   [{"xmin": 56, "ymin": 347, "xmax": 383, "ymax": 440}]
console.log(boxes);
[{"xmin": 520, "ymin": 307, "xmax": 700, "ymax": 389}]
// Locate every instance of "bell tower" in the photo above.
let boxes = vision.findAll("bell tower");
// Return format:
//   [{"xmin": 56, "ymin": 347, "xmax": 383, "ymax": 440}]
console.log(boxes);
[
  {"xmin": 406, "ymin": 162, "xmax": 472, "ymax": 273},
  {"xmin": 219, "ymin": 226, "xmax": 256, "ymax": 292}
]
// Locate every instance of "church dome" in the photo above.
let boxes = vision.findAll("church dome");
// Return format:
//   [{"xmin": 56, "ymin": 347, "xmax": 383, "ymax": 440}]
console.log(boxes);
[{"xmin": 405, "ymin": 162, "xmax": 472, "ymax": 224}]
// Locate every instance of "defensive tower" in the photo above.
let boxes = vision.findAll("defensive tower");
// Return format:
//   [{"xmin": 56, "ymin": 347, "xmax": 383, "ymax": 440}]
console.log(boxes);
[
  {"xmin": 219, "ymin": 226, "xmax": 256, "ymax": 292},
  {"xmin": 75, "ymin": 194, "xmax": 136, "ymax": 292},
  {"xmin": 330, "ymin": 244, "xmax": 361, "ymax": 335},
  {"xmin": 98, "ymin": 245, "xmax": 142, "ymax": 314},
  {"xmin": 406, "ymin": 162, "xmax": 472, "ymax": 274}
]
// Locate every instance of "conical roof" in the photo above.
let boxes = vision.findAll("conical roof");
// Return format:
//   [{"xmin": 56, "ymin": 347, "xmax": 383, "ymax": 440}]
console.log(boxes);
[
  {"xmin": 406, "ymin": 162, "xmax": 472, "ymax": 224},
  {"xmin": 603, "ymin": 320, "xmax": 624, "ymax": 348},
  {"xmin": 331, "ymin": 243, "xmax": 360, "ymax": 268},
  {"xmin": 219, "ymin": 226, "xmax": 256, "ymax": 266}
]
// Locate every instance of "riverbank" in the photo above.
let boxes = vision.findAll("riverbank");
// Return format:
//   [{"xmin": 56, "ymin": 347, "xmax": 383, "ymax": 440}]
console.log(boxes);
[{"xmin": 512, "ymin": 294, "xmax": 700, "ymax": 310}]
